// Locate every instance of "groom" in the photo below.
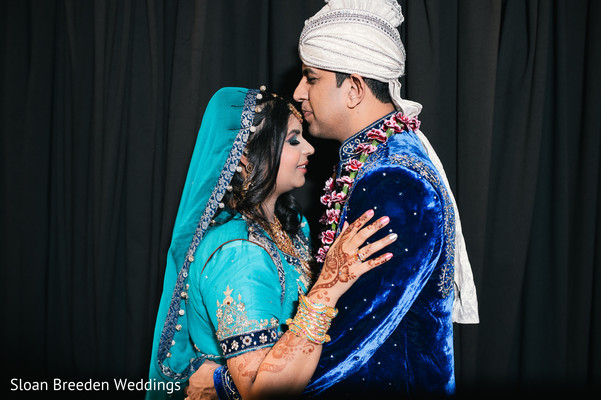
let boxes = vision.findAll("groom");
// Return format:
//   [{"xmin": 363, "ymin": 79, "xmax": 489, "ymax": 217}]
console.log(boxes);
[{"xmin": 185, "ymin": 0, "xmax": 478, "ymax": 398}]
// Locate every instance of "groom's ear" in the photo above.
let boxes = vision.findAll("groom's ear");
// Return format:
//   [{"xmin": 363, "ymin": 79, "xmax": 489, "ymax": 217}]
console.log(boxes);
[{"xmin": 346, "ymin": 74, "xmax": 367, "ymax": 109}]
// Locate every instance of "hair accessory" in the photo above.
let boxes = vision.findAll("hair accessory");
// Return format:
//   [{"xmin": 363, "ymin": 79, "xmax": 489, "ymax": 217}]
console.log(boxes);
[
  {"xmin": 286, "ymin": 295, "xmax": 337, "ymax": 344},
  {"xmin": 242, "ymin": 163, "xmax": 254, "ymax": 192},
  {"xmin": 288, "ymin": 103, "xmax": 304, "ymax": 123}
]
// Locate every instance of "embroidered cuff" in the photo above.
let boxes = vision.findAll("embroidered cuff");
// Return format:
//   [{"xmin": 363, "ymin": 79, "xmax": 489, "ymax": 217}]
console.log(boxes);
[
  {"xmin": 214, "ymin": 365, "xmax": 241, "ymax": 400},
  {"xmin": 219, "ymin": 326, "xmax": 279, "ymax": 358}
]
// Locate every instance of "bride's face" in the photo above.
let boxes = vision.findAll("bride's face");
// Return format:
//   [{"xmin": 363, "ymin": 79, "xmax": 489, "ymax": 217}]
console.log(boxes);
[{"xmin": 274, "ymin": 115, "xmax": 314, "ymax": 195}]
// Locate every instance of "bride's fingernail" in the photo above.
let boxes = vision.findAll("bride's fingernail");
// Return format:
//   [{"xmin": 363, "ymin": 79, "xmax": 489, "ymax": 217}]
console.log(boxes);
[
  {"xmin": 380, "ymin": 216, "xmax": 390, "ymax": 225},
  {"xmin": 388, "ymin": 233, "xmax": 398, "ymax": 241},
  {"xmin": 385, "ymin": 253, "xmax": 393, "ymax": 260},
  {"xmin": 366, "ymin": 209, "xmax": 375, "ymax": 217}
]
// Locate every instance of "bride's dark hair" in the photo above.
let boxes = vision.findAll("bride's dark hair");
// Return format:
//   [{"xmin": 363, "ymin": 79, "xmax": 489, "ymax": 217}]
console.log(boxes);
[{"xmin": 217, "ymin": 93, "xmax": 303, "ymax": 235}]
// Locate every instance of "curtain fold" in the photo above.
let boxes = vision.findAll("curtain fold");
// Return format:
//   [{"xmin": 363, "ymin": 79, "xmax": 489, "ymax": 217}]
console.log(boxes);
[
  {"xmin": 404, "ymin": 0, "xmax": 601, "ymax": 394},
  {"xmin": 1, "ymin": 0, "xmax": 599, "ymax": 396}
]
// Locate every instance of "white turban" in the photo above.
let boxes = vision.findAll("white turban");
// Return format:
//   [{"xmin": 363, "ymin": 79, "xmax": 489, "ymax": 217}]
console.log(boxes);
[
  {"xmin": 299, "ymin": 0, "xmax": 479, "ymax": 324},
  {"xmin": 298, "ymin": 0, "xmax": 422, "ymax": 117}
]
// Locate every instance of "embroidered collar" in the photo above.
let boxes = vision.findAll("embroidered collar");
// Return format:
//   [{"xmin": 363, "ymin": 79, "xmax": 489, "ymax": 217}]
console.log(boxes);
[{"xmin": 339, "ymin": 111, "xmax": 397, "ymax": 163}]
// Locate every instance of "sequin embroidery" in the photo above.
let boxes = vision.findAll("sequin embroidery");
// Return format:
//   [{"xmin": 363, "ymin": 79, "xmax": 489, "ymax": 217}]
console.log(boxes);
[
  {"xmin": 347, "ymin": 144, "xmax": 456, "ymax": 298},
  {"xmin": 216, "ymin": 285, "xmax": 279, "ymax": 358}
]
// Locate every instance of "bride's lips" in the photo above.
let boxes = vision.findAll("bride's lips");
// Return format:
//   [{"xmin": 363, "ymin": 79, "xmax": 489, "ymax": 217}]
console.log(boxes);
[{"xmin": 297, "ymin": 162, "xmax": 309, "ymax": 173}]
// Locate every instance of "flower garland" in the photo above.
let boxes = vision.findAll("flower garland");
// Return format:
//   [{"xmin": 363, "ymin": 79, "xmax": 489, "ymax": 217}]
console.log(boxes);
[{"xmin": 315, "ymin": 112, "xmax": 421, "ymax": 263}]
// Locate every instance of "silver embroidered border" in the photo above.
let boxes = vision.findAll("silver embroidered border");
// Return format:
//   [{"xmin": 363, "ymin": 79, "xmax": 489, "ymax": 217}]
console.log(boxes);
[
  {"xmin": 339, "ymin": 112, "xmax": 396, "ymax": 161},
  {"xmin": 301, "ymin": 10, "xmax": 403, "ymax": 49},
  {"xmin": 219, "ymin": 327, "xmax": 279, "ymax": 359}
]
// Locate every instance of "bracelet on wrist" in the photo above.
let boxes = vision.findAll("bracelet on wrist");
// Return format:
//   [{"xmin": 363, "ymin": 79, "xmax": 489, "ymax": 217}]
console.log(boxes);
[
  {"xmin": 213, "ymin": 364, "xmax": 241, "ymax": 400},
  {"xmin": 286, "ymin": 295, "xmax": 338, "ymax": 344}
]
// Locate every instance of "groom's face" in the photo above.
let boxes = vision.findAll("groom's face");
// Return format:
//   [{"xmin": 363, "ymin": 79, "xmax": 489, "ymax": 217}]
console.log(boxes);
[{"xmin": 293, "ymin": 65, "xmax": 349, "ymax": 143}]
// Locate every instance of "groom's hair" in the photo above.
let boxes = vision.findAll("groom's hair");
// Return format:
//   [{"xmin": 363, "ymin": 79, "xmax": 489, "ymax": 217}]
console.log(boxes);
[{"xmin": 334, "ymin": 72, "xmax": 393, "ymax": 104}]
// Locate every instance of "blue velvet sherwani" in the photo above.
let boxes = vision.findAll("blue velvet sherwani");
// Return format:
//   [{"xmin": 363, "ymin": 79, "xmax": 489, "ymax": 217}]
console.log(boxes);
[{"xmin": 304, "ymin": 114, "xmax": 456, "ymax": 398}]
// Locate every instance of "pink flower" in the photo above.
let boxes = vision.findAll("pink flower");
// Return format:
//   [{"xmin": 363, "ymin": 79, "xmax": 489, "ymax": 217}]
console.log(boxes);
[
  {"xmin": 355, "ymin": 143, "xmax": 377, "ymax": 155},
  {"xmin": 323, "ymin": 177, "xmax": 335, "ymax": 192},
  {"xmin": 397, "ymin": 114, "xmax": 421, "ymax": 131},
  {"xmin": 330, "ymin": 191, "xmax": 347, "ymax": 204},
  {"xmin": 320, "ymin": 194, "xmax": 332, "ymax": 207},
  {"xmin": 344, "ymin": 159, "xmax": 364, "ymax": 172},
  {"xmin": 367, "ymin": 128, "xmax": 387, "ymax": 142},
  {"xmin": 383, "ymin": 118, "xmax": 403, "ymax": 133},
  {"xmin": 320, "ymin": 230, "xmax": 336, "ymax": 245},
  {"xmin": 324, "ymin": 209, "xmax": 341, "ymax": 225},
  {"xmin": 336, "ymin": 175, "xmax": 354, "ymax": 186},
  {"xmin": 315, "ymin": 246, "xmax": 330, "ymax": 263}
]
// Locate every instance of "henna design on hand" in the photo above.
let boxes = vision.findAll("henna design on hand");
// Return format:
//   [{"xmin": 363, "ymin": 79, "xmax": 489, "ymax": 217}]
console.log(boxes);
[{"xmin": 312, "ymin": 212, "xmax": 373, "ymax": 291}]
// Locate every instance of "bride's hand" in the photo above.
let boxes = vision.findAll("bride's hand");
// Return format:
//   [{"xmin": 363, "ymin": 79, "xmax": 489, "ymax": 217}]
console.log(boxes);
[{"xmin": 308, "ymin": 209, "xmax": 396, "ymax": 306}]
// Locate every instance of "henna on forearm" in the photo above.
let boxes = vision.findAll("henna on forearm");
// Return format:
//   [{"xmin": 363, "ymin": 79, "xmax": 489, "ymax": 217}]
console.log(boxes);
[
  {"xmin": 257, "ymin": 362, "xmax": 286, "ymax": 374},
  {"xmin": 257, "ymin": 332, "xmax": 317, "ymax": 375},
  {"xmin": 311, "ymin": 289, "xmax": 332, "ymax": 303},
  {"xmin": 236, "ymin": 361, "xmax": 259, "ymax": 382}
]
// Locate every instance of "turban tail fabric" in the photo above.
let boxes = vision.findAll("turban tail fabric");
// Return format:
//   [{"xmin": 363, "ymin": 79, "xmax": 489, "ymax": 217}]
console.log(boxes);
[{"xmin": 298, "ymin": 0, "xmax": 478, "ymax": 323}]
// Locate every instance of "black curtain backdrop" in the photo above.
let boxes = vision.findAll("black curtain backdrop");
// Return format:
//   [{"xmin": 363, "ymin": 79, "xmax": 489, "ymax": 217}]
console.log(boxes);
[{"xmin": 2, "ymin": 0, "xmax": 600, "ymax": 398}]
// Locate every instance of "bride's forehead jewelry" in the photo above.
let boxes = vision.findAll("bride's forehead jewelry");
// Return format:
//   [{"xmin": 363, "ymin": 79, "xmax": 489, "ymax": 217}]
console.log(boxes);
[{"xmin": 288, "ymin": 103, "xmax": 303, "ymax": 124}]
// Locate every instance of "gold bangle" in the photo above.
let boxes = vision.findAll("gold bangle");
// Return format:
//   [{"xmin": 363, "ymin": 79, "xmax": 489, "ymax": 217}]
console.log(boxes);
[
  {"xmin": 299, "ymin": 295, "xmax": 338, "ymax": 319},
  {"xmin": 285, "ymin": 296, "xmax": 337, "ymax": 344}
]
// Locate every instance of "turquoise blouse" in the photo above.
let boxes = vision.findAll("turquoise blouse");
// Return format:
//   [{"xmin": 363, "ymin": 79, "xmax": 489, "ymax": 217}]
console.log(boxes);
[{"xmin": 187, "ymin": 213, "xmax": 312, "ymax": 362}]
